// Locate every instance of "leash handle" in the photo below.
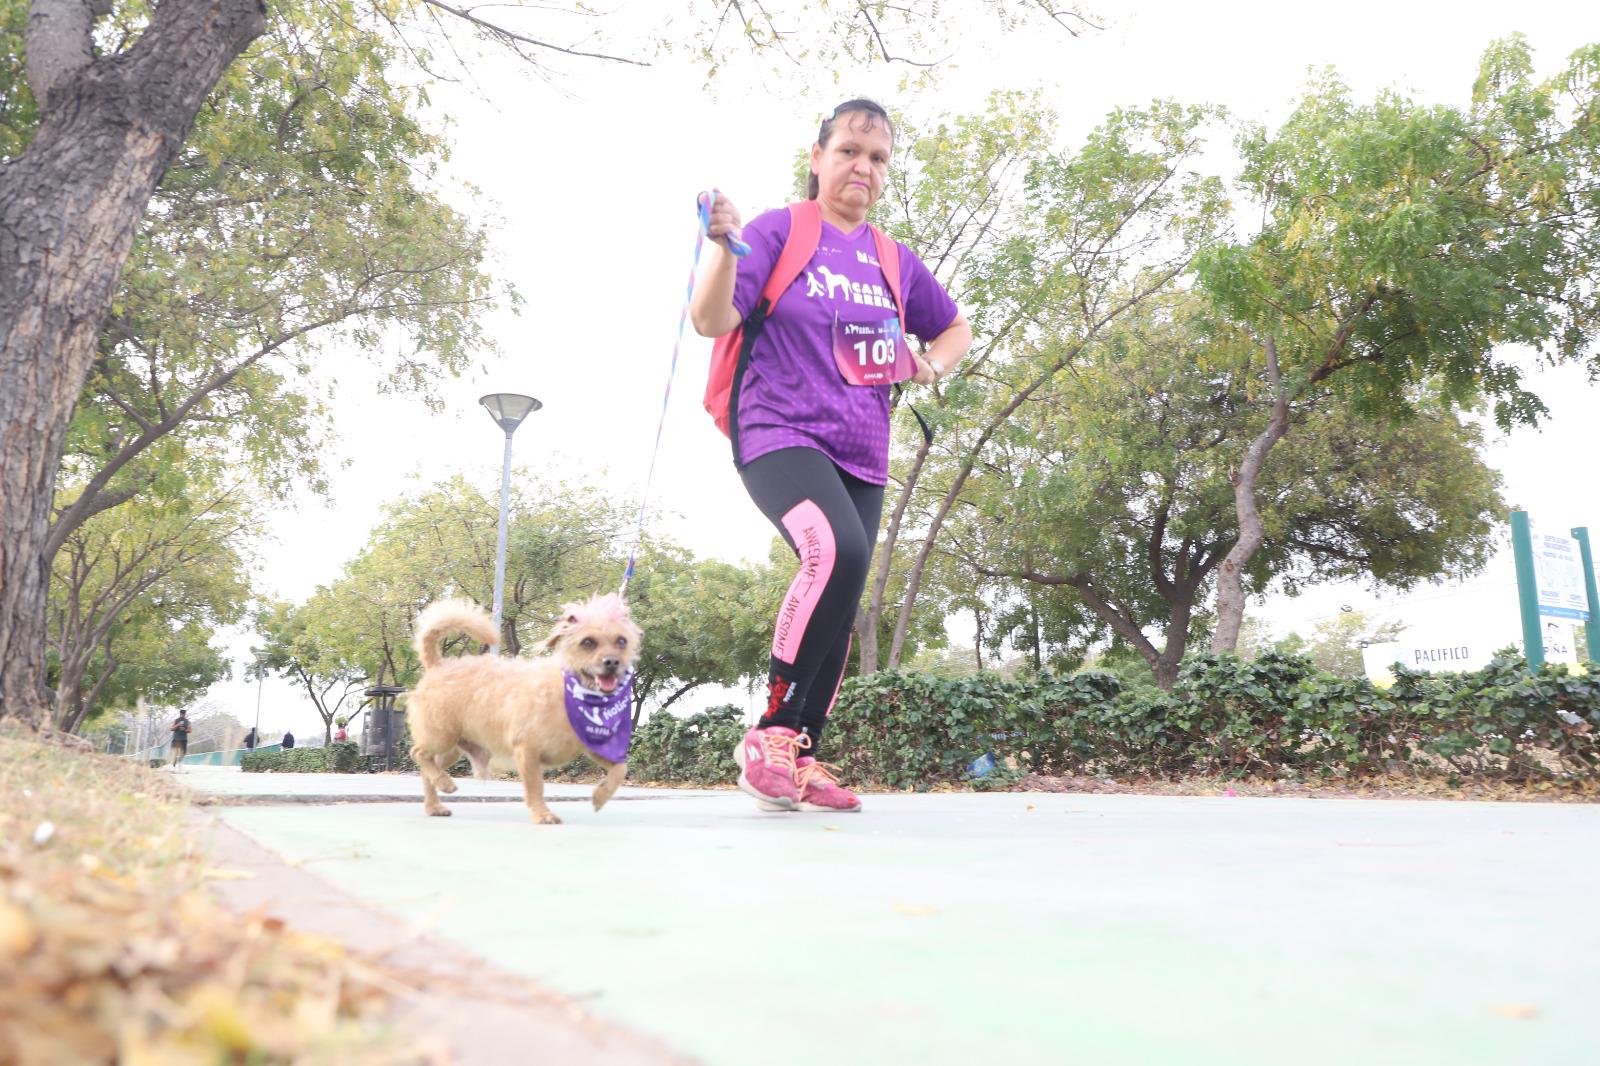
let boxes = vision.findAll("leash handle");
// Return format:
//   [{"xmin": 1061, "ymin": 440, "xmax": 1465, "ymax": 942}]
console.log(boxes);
[{"xmin": 698, "ymin": 190, "xmax": 752, "ymax": 257}]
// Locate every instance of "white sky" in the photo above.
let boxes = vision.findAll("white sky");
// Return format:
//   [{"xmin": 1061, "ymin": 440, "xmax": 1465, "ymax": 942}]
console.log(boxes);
[{"xmin": 195, "ymin": 0, "xmax": 1600, "ymax": 740}]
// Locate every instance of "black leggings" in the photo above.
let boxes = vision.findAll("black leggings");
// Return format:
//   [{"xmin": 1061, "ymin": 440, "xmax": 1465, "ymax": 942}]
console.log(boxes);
[{"xmin": 739, "ymin": 447, "xmax": 884, "ymax": 753}]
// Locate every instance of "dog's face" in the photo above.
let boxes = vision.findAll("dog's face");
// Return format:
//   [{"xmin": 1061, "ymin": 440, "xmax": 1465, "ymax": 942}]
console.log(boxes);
[{"xmin": 542, "ymin": 593, "xmax": 642, "ymax": 695}]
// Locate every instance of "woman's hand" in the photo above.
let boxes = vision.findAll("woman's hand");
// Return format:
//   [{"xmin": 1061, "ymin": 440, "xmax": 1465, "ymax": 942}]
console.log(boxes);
[
  {"xmin": 706, "ymin": 191, "xmax": 744, "ymax": 252},
  {"xmin": 912, "ymin": 314, "xmax": 972, "ymax": 386},
  {"xmin": 691, "ymin": 191, "xmax": 746, "ymax": 337},
  {"xmin": 911, "ymin": 352, "xmax": 943, "ymax": 386}
]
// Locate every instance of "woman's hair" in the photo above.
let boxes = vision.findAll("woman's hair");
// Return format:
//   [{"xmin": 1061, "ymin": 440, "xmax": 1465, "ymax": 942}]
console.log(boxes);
[{"xmin": 808, "ymin": 98, "xmax": 894, "ymax": 200}]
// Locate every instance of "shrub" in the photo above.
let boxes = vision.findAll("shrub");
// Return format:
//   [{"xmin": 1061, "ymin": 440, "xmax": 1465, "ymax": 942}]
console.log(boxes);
[
  {"xmin": 810, "ymin": 652, "xmax": 1600, "ymax": 788},
  {"xmin": 241, "ymin": 742, "xmax": 362, "ymax": 774},
  {"xmin": 628, "ymin": 705, "xmax": 746, "ymax": 786}
]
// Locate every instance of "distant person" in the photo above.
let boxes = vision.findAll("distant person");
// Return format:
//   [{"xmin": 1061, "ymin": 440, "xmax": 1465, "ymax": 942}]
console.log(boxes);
[
  {"xmin": 243, "ymin": 727, "xmax": 258, "ymax": 750},
  {"xmin": 334, "ymin": 724, "xmax": 348, "ymax": 743},
  {"xmin": 280, "ymin": 730, "xmax": 295, "ymax": 749},
  {"xmin": 169, "ymin": 711, "xmax": 191, "ymax": 768}
]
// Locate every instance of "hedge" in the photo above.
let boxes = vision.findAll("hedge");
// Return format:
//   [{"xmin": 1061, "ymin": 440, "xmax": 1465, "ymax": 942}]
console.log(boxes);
[
  {"xmin": 819, "ymin": 650, "xmax": 1600, "ymax": 787},
  {"xmin": 241, "ymin": 742, "xmax": 363, "ymax": 774},
  {"xmin": 233, "ymin": 651, "xmax": 1600, "ymax": 789},
  {"xmin": 627, "ymin": 704, "xmax": 746, "ymax": 786}
]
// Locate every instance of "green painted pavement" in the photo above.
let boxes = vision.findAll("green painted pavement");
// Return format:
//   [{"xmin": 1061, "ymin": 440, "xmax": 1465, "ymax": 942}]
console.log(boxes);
[{"xmin": 217, "ymin": 791, "xmax": 1600, "ymax": 1064}]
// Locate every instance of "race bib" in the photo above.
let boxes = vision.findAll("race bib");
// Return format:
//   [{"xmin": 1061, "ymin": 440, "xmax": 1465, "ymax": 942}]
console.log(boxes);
[
  {"xmin": 562, "ymin": 670, "xmax": 634, "ymax": 763},
  {"xmin": 832, "ymin": 314, "xmax": 915, "ymax": 387}
]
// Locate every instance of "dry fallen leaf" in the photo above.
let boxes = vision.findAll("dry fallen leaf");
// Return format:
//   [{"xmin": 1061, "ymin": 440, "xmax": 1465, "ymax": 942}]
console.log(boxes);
[
  {"xmin": 0, "ymin": 898, "xmax": 38, "ymax": 958},
  {"xmin": 893, "ymin": 903, "xmax": 939, "ymax": 918},
  {"xmin": 1490, "ymin": 1003, "xmax": 1540, "ymax": 1020}
]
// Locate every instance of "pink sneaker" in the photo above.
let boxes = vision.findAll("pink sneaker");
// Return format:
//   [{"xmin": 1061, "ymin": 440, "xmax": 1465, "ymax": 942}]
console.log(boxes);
[
  {"xmin": 795, "ymin": 756, "xmax": 862, "ymax": 813},
  {"xmin": 733, "ymin": 726, "xmax": 807, "ymax": 810}
]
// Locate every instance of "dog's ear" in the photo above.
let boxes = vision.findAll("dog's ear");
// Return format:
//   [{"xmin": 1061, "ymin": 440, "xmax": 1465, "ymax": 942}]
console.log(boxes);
[{"xmin": 542, "ymin": 611, "xmax": 580, "ymax": 651}]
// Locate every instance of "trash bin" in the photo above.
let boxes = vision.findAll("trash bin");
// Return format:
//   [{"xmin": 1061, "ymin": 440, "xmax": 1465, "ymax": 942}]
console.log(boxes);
[{"xmin": 361, "ymin": 685, "xmax": 407, "ymax": 771}]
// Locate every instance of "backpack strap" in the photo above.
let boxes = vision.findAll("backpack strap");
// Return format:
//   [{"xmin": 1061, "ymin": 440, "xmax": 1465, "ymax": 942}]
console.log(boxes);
[
  {"xmin": 762, "ymin": 200, "xmax": 823, "ymax": 314},
  {"xmin": 723, "ymin": 201, "xmax": 821, "ymax": 464},
  {"xmin": 868, "ymin": 224, "xmax": 904, "ymax": 317},
  {"xmin": 871, "ymin": 225, "xmax": 933, "ymax": 446}
]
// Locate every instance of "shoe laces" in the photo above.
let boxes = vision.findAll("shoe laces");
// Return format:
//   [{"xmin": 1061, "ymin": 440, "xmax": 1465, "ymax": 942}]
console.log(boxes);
[
  {"xmin": 796, "ymin": 757, "xmax": 845, "ymax": 794},
  {"xmin": 760, "ymin": 729, "xmax": 810, "ymax": 774}
]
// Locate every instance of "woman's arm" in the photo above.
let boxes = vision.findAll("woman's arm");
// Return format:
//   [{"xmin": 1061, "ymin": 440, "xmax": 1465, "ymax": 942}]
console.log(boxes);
[
  {"xmin": 912, "ymin": 313, "xmax": 973, "ymax": 385},
  {"xmin": 690, "ymin": 193, "xmax": 745, "ymax": 338}
]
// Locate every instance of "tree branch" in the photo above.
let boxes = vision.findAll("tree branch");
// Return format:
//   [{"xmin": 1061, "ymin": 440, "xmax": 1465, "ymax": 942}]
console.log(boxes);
[
  {"xmin": 418, "ymin": 0, "xmax": 647, "ymax": 66},
  {"xmin": 24, "ymin": 0, "xmax": 103, "ymax": 109}
]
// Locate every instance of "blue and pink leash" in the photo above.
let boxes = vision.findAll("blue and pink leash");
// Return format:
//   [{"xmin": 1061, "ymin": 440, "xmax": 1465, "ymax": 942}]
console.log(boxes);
[{"xmin": 618, "ymin": 192, "xmax": 749, "ymax": 594}]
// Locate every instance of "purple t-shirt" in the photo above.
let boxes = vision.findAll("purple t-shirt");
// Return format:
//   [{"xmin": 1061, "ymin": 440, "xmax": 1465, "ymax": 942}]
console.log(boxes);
[{"xmin": 732, "ymin": 207, "xmax": 959, "ymax": 484}]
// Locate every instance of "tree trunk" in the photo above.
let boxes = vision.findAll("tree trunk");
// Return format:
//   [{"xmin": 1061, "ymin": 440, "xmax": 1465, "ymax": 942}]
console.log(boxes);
[
  {"xmin": 1150, "ymin": 598, "xmax": 1194, "ymax": 690},
  {"xmin": 0, "ymin": 0, "xmax": 266, "ymax": 725},
  {"xmin": 859, "ymin": 430, "xmax": 932, "ymax": 675},
  {"xmin": 973, "ymin": 603, "xmax": 984, "ymax": 671},
  {"xmin": 1211, "ymin": 337, "xmax": 1292, "ymax": 653},
  {"xmin": 1023, "ymin": 592, "xmax": 1038, "ymax": 673}
]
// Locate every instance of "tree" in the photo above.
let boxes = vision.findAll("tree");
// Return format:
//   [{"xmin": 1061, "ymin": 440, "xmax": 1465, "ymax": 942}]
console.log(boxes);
[
  {"xmin": 1, "ymin": 0, "xmax": 268, "ymax": 726},
  {"xmin": 0, "ymin": 0, "xmax": 1092, "ymax": 725},
  {"xmin": 255, "ymin": 599, "xmax": 365, "ymax": 745},
  {"xmin": 49, "ymin": 5, "xmax": 502, "ymax": 563},
  {"xmin": 619, "ymin": 544, "xmax": 772, "ymax": 725},
  {"xmin": 46, "ymin": 473, "xmax": 252, "ymax": 731},
  {"xmin": 1198, "ymin": 40, "xmax": 1600, "ymax": 651},
  {"xmin": 858, "ymin": 93, "xmax": 1229, "ymax": 672},
  {"xmin": 944, "ymin": 296, "xmax": 1506, "ymax": 688},
  {"xmin": 86, "ymin": 616, "xmax": 232, "ymax": 723},
  {"xmin": 1297, "ymin": 611, "xmax": 1406, "ymax": 678}
]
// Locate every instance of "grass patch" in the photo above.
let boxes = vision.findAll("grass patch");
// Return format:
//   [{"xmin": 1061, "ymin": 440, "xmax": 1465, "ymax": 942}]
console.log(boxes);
[{"xmin": 0, "ymin": 725, "xmax": 434, "ymax": 1064}]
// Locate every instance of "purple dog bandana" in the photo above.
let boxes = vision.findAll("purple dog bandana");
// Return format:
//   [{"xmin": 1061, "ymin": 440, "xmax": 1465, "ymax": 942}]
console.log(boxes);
[{"xmin": 563, "ymin": 670, "xmax": 634, "ymax": 763}]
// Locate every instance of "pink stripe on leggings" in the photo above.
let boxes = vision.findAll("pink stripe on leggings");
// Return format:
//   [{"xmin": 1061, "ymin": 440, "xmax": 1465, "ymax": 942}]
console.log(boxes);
[{"xmin": 772, "ymin": 499, "xmax": 836, "ymax": 664}]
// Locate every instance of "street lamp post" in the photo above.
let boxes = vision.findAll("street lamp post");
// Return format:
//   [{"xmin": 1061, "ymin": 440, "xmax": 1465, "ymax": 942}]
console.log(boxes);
[
  {"xmin": 479, "ymin": 393, "xmax": 542, "ymax": 643},
  {"xmin": 251, "ymin": 655, "xmax": 265, "ymax": 747}
]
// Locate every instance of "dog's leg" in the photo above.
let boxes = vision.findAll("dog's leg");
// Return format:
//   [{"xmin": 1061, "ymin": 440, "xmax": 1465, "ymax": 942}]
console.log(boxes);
[
  {"xmin": 431, "ymin": 749, "xmax": 460, "ymax": 794},
  {"xmin": 459, "ymin": 740, "xmax": 493, "ymax": 781},
  {"xmin": 411, "ymin": 743, "xmax": 459, "ymax": 795},
  {"xmin": 592, "ymin": 759, "xmax": 627, "ymax": 812},
  {"xmin": 514, "ymin": 742, "xmax": 561, "ymax": 825},
  {"xmin": 419, "ymin": 761, "xmax": 452, "ymax": 817}
]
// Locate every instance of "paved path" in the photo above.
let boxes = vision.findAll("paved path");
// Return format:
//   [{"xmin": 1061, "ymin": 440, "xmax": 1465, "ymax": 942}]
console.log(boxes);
[{"xmin": 180, "ymin": 767, "xmax": 1600, "ymax": 1065}]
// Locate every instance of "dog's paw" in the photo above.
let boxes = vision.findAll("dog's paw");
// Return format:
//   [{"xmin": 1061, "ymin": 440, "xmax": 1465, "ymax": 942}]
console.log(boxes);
[
  {"xmin": 425, "ymin": 804, "xmax": 453, "ymax": 817},
  {"xmin": 436, "ymin": 777, "xmax": 459, "ymax": 794},
  {"xmin": 532, "ymin": 810, "xmax": 563, "ymax": 826}
]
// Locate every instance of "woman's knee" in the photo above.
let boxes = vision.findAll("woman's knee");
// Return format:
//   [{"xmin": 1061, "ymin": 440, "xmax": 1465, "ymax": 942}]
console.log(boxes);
[{"xmin": 830, "ymin": 524, "xmax": 872, "ymax": 591}]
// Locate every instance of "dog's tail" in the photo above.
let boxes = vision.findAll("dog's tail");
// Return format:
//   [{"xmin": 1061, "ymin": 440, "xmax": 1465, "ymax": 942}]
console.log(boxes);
[{"xmin": 413, "ymin": 599, "xmax": 499, "ymax": 670}]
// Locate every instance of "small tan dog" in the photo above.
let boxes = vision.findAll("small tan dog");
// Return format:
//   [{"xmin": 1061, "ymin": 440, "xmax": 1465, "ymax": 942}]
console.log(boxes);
[{"xmin": 407, "ymin": 593, "xmax": 642, "ymax": 825}]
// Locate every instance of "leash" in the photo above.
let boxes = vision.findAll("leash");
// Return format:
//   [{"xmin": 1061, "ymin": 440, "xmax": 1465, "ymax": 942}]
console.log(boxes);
[{"xmin": 619, "ymin": 192, "xmax": 749, "ymax": 595}]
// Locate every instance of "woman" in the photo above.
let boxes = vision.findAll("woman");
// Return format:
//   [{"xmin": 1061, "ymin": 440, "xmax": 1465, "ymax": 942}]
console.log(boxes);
[{"xmin": 690, "ymin": 99, "xmax": 972, "ymax": 813}]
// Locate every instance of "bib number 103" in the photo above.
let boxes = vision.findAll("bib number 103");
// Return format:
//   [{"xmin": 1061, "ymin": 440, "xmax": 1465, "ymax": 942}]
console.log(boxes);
[
  {"xmin": 853, "ymin": 338, "xmax": 896, "ymax": 367},
  {"xmin": 832, "ymin": 314, "xmax": 914, "ymax": 386}
]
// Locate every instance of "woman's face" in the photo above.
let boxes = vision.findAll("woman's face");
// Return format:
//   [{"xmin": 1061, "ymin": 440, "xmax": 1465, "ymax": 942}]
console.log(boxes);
[{"xmin": 810, "ymin": 111, "xmax": 893, "ymax": 217}]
